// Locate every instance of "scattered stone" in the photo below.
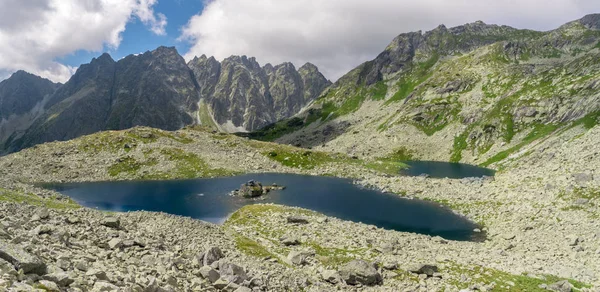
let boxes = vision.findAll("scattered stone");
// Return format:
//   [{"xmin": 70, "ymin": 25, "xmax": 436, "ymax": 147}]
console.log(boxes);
[
  {"xmin": 108, "ymin": 238, "xmax": 123, "ymax": 249},
  {"xmin": 339, "ymin": 259, "xmax": 382, "ymax": 286},
  {"xmin": 37, "ymin": 280, "xmax": 60, "ymax": 291},
  {"xmin": 29, "ymin": 224, "xmax": 52, "ymax": 236},
  {"xmin": 409, "ymin": 264, "xmax": 439, "ymax": 277},
  {"xmin": 203, "ymin": 246, "xmax": 224, "ymax": 266},
  {"xmin": 286, "ymin": 216, "xmax": 309, "ymax": 224},
  {"xmin": 91, "ymin": 281, "xmax": 119, "ymax": 292},
  {"xmin": 572, "ymin": 173, "xmax": 593, "ymax": 184},
  {"xmin": 547, "ymin": 280, "xmax": 573, "ymax": 292},
  {"xmin": 279, "ymin": 235, "xmax": 300, "ymax": 246},
  {"xmin": 43, "ymin": 272, "xmax": 74, "ymax": 287},
  {"xmin": 74, "ymin": 260, "xmax": 88, "ymax": 272},
  {"xmin": 0, "ymin": 242, "xmax": 47, "ymax": 275},
  {"xmin": 322, "ymin": 269, "xmax": 341, "ymax": 284},
  {"xmin": 219, "ymin": 262, "xmax": 248, "ymax": 284},
  {"xmin": 382, "ymin": 262, "xmax": 398, "ymax": 270},
  {"xmin": 65, "ymin": 216, "xmax": 80, "ymax": 224},
  {"xmin": 287, "ymin": 250, "xmax": 314, "ymax": 266},
  {"xmin": 199, "ymin": 266, "xmax": 220, "ymax": 283},
  {"xmin": 101, "ymin": 217, "xmax": 120, "ymax": 229}
]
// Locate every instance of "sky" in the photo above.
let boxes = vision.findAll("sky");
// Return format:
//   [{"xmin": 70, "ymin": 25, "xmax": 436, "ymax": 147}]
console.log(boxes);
[{"xmin": 0, "ymin": 0, "xmax": 599, "ymax": 83}]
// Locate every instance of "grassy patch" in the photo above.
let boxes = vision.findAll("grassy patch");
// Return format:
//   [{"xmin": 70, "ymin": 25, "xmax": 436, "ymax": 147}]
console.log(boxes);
[
  {"xmin": 445, "ymin": 262, "xmax": 590, "ymax": 291},
  {"xmin": 234, "ymin": 235, "xmax": 278, "ymax": 260},
  {"xmin": 481, "ymin": 123, "xmax": 558, "ymax": 167},
  {"xmin": 307, "ymin": 242, "xmax": 365, "ymax": 267},
  {"xmin": 78, "ymin": 128, "xmax": 192, "ymax": 153},
  {"xmin": 370, "ymin": 81, "xmax": 388, "ymax": 101},
  {"xmin": 263, "ymin": 148, "xmax": 351, "ymax": 170},
  {"xmin": 451, "ymin": 132, "xmax": 469, "ymax": 162},
  {"xmin": 107, "ymin": 156, "xmax": 158, "ymax": 177},
  {"xmin": 0, "ymin": 188, "xmax": 80, "ymax": 210}
]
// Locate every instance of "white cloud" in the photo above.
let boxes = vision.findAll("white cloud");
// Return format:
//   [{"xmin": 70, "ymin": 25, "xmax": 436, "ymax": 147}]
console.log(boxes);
[
  {"xmin": 0, "ymin": 0, "xmax": 167, "ymax": 83},
  {"xmin": 180, "ymin": 0, "xmax": 600, "ymax": 81}
]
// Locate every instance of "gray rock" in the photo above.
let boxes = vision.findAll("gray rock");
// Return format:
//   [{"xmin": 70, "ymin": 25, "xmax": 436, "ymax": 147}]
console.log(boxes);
[
  {"xmin": 74, "ymin": 260, "xmax": 88, "ymax": 272},
  {"xmin": 91, "ymin": 281, "xmax": 119, "ymax": 292},
  {"xmin": 382, "ymin": 262, "xmax": 398, "ymax": 270},
  {"xmin": 0, "ymin": 241, "xmax": 47, "ymax": 275},
  {"xmin": 203, "ymin": 246, "xmax": 224, "ymax": 266},
  {"xmin": 213, "ymin": 277, "xmax": 240, "ymax": 290},
  {"xmin": 286, "ymin": 216, "xmax": 309, "ymax": 224},
  {"xmin": 101, "ymin": 217, "xmax": 120, "ymax": 229},
  {"xmin": 108, "ymin": 238, "xmax": 123, "ymax": 249},
  {"xmin": 86, "ymin": 269, "xmax": 108, "ymax": 281},
  {"xmin": 339, "ymin": 259, "xmax": 382, "ymax": 286},
  {"xmin": 29, "ymin": 224, "xmax": 52, "ymax": 236},
  {"xmin": 287, "ymin": 250, "xmax": 314, "ymax": 266},
  {"xmin": 43, "ymin": 272, "xmax": 74, "ymax": 287},
  {"xmin": 573, "ymin": 173, "xmax": 593, "ymax": 184},
  {"xmin": 280, "ymin": 235, "xmax": 300, "ymax": 246},
  {"xmin": 234, "ymin": 287, "xmax": 252, "ymax": 292},
  {"xmin": 409, "ymin": 264, "xmax": 439, "ymax": 277},
  {"xmin": 574, "ymin": 198, "xmax": 589, "ymax": 205},
  {"xmin": 38, "ymin": 280, "xmax": 60, "ymax": 291},
  {"xmin": 547, "ymin": 280, "xmax": 573, "ymax": 292},
  {"xmin": 199, "ymin": 266, "xmax": 220, "ymax": 283},
  {"xmin": 219, "ymin": 262, "xmax": 248, "ymax": 284},
  {"xmin": 321, "ymin": 269, "xmax": 341, "ymax": 284},
  {"xmin": 65, "ymin": 216, "xmax": 80, "ymax": 224}
]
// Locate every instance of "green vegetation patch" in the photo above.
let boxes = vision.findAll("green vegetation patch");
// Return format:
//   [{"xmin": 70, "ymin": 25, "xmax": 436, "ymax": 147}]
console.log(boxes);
[
  {"xmin": 481, "ymin": 123, "xmax": 559, "ymax": 167},
  {"xmin": 78, "ymin": 128, "xmax": 193, "ymax": 153},
  {"xmin": 149, "ymin": 148, "xmax": 234, "ymax": 179},
  {"xmin": 233, "ymin": 235, "xmax": 279, "ymax": 261},
  {"xmin": 0, "ymin": 188, "xmax": 80, "ymax": 210},
  {"xmin": 385, "ymin": 53, "xmax": 439, "ymax": 105},
  {"xmin": 445, "ymin": 262, "xmax": 590, "ymax": 291},
  {"xmin": 263, "ymin": 148, "xmax": 351, "ymax": 170}
]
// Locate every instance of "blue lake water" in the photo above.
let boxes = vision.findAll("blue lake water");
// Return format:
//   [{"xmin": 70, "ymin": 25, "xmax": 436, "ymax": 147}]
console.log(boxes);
[
  {"xmin": 401, "ymin": 161, "xmax": 495, "ymax": 179},
  {"xmin": 45, "ymin": 173, "xmax": 481, "ymax": 241}
]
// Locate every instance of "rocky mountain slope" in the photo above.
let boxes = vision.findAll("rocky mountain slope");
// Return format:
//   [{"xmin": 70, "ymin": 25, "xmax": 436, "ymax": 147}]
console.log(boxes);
[
  {"xmin": 0, "ymin": 48, "xmax": 330, "ymax": 154},
  {"xmin": 0, "ymin": 71, "xmax": 59, "ymax": 147},
  {"xmin": 188, "ymin": 55, "xmax": 330, "ymax": 132},
  {"xmin": 259, "ymin": 14, "xmax": 600, "ymax": 169}
]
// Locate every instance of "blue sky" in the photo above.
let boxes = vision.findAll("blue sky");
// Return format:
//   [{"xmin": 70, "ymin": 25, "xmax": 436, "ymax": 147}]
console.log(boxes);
[{"xmin": 58, "ymin": 0, "xmax": 204, "ymax": 67}]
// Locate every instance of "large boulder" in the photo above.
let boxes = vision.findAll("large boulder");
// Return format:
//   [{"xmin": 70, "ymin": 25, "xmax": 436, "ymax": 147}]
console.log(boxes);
[
  {"xmin": 203, "ymin": 246, "xmax": 224, "ymax": 266},
  {"xmin": 0, "ymin": 242, "xmax": 47, "ymax": 275},
  {"xmin": 199, "ymin": 266, "xmax": 220, "ymax": 283},
  {"xmin": 218, "ymin": 262, "xmax": 248, "ymax": 284},
  {"xmin": 409, "ymin": 264, "xmax": 439, "ymax": 277},
  {"xmin": 101, "ymin": 217, "xmax": 120, "ymax": 229},
  {"xmin": 338, "ymin": 259, "xmax": 382, "ymax": 286}
]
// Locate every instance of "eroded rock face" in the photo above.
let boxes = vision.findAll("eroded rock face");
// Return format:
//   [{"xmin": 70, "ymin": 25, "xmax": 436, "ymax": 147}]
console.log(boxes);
[
  {"xmin": 189, "ymin": 56, "xmax": 331, "ymax": 132},
  {"xmin": 338, "ymin": 259, "xmax": 382, "ymax": 286}
]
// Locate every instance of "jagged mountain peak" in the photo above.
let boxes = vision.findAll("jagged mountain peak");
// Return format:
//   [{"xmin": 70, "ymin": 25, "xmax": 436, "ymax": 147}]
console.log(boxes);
[{"xmin": 298, "ymin": 62, "xmax": 319, "ymax": 72}]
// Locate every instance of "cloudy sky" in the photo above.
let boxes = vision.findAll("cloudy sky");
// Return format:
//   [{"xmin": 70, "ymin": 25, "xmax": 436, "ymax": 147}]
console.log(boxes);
[{"xmin": 0, "ymin": 0, "xmax": 598, "ymax": 83}]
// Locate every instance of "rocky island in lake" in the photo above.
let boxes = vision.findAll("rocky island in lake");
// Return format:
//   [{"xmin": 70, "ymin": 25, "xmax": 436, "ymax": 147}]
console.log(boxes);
[{"xmin": 231, "ymin": 180, "xmax": 286, "ymax": 198}]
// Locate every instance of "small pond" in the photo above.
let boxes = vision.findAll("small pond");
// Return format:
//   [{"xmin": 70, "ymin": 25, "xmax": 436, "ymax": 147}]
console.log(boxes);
[
  {"xmin": 45, "ymin": 173, "xmax": 481, "ymax": 241},
  {"xmin": 401, "ymin": 161, "xmax": 495, "ymax": 179}
]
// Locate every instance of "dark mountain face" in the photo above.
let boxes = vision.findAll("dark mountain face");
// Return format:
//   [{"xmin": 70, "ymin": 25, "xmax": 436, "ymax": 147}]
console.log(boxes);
[
  {"xmin": 0, "ymin": 71, "xmax": 58, "ymax": 120},
  {"xmin": 0, "ymin": 71, "xmax": 59, "ymax": 147},
  {"xmin": 0, "ymin": 47, "xmax": 330, "ymax": 153}
]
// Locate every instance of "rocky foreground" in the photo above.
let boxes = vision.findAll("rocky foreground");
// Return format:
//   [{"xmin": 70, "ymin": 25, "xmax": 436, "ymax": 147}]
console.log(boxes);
[{"xmin": 0, "ymin": 124, "xmax": 599, "ymax": 291}]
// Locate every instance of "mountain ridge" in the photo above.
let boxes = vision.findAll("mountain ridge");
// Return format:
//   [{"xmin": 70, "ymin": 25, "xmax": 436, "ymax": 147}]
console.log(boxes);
[
  {"xmin": 0, "ymin": 47, "xmax": 330, "ymax": 153},
  {"xmin": 253, "ymin": 13, "xmax": 600, "ymax": 169}
]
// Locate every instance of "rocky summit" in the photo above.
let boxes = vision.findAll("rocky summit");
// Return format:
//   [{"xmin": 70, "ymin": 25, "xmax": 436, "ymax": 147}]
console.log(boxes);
[
  {"xmin": 1, "ymin": 13, "xmax": 600, "ymax": 292},
  {"xmin": 0, "ymin": 48, "xmax": 330, "ymax": 154}
]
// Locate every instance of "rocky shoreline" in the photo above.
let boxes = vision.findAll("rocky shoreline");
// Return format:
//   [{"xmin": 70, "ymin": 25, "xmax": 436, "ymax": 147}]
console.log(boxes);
[{"xmin": 0, "ymin": 125, "xmax": 599, "ymax": 291}]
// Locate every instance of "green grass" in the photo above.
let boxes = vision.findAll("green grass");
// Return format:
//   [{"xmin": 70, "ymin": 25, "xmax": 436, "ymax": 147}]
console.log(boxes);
[
  {"xmin": 481, "ymin": 123, "xmax": 559, "ymax": 167},
  {"xmin": 0, "ymin": 188, "xmax": 80, "ymax": 210},
  {"xmin": 451, "ymin": 132, "xmax": 469, "ymax": 162},
  {"xmin": 370, "ymin": 81, "xmax": 388, "ymax": 101},
  {"xmin": 234, "ymin": 235, "xmax": 279, "ymax": 260},
  {"xmin": 108, "ymin": 148, "xmax": 235, "ymax": 179},
  {"xmin": 78, "ymin": 128, "xmax": 192, "ymax": 153},
  {"xmin": 445, "ymin": 262, "xmax": 590, "ymax": 291},
  {"xmin": 263, "ymin": 148, "xmax": 350, "ymax": 170},
  {"xmin": 307, "ymin": 242, "xmax": 365, "ymax": 267}
]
